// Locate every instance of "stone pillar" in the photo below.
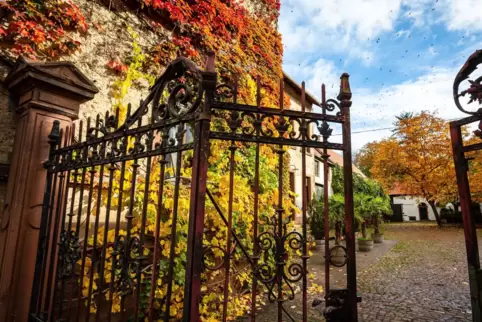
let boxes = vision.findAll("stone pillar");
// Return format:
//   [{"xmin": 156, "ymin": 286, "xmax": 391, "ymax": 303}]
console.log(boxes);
[{"xmin": 0, "ymin": 57, "xmax": 98, "ymax": 322}]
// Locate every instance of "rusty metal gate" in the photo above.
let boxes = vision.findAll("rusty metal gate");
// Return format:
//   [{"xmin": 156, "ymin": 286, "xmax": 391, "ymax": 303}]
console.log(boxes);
[
  {"xmin": 28, "ymin": 55, "xmax": 357, "ymax": 322},
  {"xmin": 451, "ymin": 49, "xmax": 482, "ymax": 322}
]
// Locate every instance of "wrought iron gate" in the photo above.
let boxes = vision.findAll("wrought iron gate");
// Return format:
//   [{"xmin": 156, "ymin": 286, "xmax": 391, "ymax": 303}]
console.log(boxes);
[
  {"xmin": 29, "ymin": 55, "xmax": 357, "ymax": 322},
  {"xmin": 451, "ymin": 49, "xmax": 482, "ymax": 322}
]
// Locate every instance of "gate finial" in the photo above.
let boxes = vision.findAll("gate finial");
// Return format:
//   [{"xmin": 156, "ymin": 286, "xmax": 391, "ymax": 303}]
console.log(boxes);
[
  {"xmin": 337, "ymin": 73, "xmax": 352, "ymax": 108},
  {"xmin": 204, "ymin": 51, "xmax": 215, "ymax": 72}
]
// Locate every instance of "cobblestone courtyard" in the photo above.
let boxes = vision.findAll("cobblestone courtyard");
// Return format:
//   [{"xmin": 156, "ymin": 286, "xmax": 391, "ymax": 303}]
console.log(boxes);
[
  {"xmin": 242, "ymin": 223, "xmax": 475, "ymax": 321},
  {"xmin": 357, "ymin": 223, "xmax": 473, "ymax": 321}
]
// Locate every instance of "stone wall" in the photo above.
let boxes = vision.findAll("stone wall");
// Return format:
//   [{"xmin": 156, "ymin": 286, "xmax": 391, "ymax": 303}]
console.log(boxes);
[
  {"xmin": 0, "ymin": 0, "xmax": 276, "ymax": 207},
  {"xmin": 0, "ymin": 59, "xmax": 15, "ymax": 204}
]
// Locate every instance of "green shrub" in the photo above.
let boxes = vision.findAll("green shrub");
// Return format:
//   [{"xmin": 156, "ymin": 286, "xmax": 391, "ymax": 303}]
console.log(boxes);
[{"xmin": 308, "ymin": 198, "xmax": 324, "ymax": 239}]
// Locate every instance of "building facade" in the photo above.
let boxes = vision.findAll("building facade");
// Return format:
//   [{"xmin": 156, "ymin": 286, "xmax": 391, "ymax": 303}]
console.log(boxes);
[{"xmin": 284, "ymin": 73, "xmax": 319, "ymax": 223}]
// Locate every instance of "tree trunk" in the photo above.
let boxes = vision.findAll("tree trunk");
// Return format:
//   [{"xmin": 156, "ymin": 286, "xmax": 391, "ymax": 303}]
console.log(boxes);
[
  {"xmin": 361, "ymin": 222, "xmax": 367, "ymax": 239},
  {"xmin": 374, "ymin": 214, "xmax": 380, "ymax": 234},
  {"xmin": 428, "ymin": 200, "xmax": 442, "ymax": 226}
]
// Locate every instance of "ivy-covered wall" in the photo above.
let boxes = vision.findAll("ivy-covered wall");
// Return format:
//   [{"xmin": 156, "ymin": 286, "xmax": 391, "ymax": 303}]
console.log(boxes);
[{"xmin": 0, "ymin": 0, "xmax": 286, "ymax": 201}]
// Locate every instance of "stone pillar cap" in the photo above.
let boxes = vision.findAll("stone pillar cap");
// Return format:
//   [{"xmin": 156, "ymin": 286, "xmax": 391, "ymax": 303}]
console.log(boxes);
[{"xmin": 4, "ymin": 56, "xmax": 99, "ymax": 103}]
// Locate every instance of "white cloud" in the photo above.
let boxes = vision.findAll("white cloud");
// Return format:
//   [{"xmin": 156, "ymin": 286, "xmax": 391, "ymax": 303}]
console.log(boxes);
[
  {"xmin": 295, "ymin": 61, "xmax": 477, "ymax": 152},
  {"xmin": 443, "ymin": 0, "xmax": 482, "ymax": 32},
  {"xmin": 279, "ymin": 0, "xmax": 404, "ymax": 62},
  {"xmin": 278, "ymin": 0, "xmax": 482, "ymax": 152}
]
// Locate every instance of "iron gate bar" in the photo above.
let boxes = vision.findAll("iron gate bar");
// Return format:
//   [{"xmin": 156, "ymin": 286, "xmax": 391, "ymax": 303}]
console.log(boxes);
[
  {"xmin": 209, "ymin": 131, "xmax": 345, "ymax": 149},
  {"xmin": 148, "ymin": 143, "xmax": 168, "ymax": 322},
  {"xmin": 29, "ymin": 120, "xmax": 60, "ymax": 321},
  {"xmin": 87, "ymin": 115, "xmax": 106, "ymax": 321},
  {"xmin": 62, "ymin": 123, "xmax": 79, "ymax": 319},
  {"xmin": 451, "ymin": 49, "xmax": 482, "ymax": 322},
  {"xmin": 29, "ymin": 54, "xmax": 357, "ymax": 322},
  {"xmin": 322, "ymin": 84, "xmax": 331, "ymax": 296},
  {"xmin": 205, "ymin": 188, "xmax": 296, "ymax": 322},
  {"xmin": 183, "ymin": 55, "xmax": 216, "ymax": 321},
  {"xmin": 164, "ymin": 123, "xmax": 185, "ymax": 322},
  {"xmin": 54, "ymin": 133, "xmax": 74, "ymax": 321},
  {"xmin": 340, "ymin": 73, "xmax": 358, "ymax": 322},
  {"xmin": 107, "ymin": 113, "xmax": 128, "ymax": 322},
  {"xmin": 301, "ymin": 81, "xmax": 308, "ymax": 322},
  {"xmin": 250, "ymin": 77, "xmax": 261, "ymax": 322},
  {"xmin": 276, "ymin": 78, "xmax": 285, "ymax": 322},
  {"xmin": 45, "ymin": 128, "xmax": 66, "ymax": 318},
  {"xmin": 210, "ymin": 102, "xmax": 345, "ymax": 123}
]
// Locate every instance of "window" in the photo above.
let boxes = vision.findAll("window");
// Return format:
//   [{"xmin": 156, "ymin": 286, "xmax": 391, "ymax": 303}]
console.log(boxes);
[
  {"xmin": 315, "ymin": 184, "xmax": 324, "ymax": 199},
  {"xmin": 315, "ymin": 160, "xmax": 320, "ymax": 177}
]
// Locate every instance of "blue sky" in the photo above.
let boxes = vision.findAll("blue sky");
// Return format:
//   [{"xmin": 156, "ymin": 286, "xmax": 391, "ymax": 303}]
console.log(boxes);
[{"xmin": 279, "ymin": 0, "xmax": 482, "ymax": 151}]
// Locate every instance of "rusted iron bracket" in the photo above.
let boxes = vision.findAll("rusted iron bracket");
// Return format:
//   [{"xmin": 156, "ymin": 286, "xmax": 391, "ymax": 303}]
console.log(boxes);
[{"xmin": 322, "ymin": 289, "xmax": 362, "ymax": 322}]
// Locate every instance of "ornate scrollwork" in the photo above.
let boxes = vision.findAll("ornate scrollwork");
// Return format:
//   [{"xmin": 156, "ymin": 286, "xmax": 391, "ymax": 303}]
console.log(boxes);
[
  {"xmin": 284, "ymin": 231, "xmax": 303, "ymax": 251},
  {"xmin": 254, "ymin": 223, "xmax": 308, "ymax": 305},
  {"xmin": 57, "ymin": 230, "xmax": 81, "ymax": 279},
  {"xmin": 285, "ymin": 263, "xmax": 304, "ymax": 283},
  {"xmin": 215, "ymin": 84, "xmax": 236, "ymax": 102},
  {"xmin": 329, "ymin": 245, "xmax": 348, "ymax": 267},
  {"xmin": 453, "ymin": 49, "xmax": 482, "ymax": 115},
  {"xmin": 202, "ymin": 245, "xmax": 226, "ymax": 271},
  {"xmin": 87, "ymin": 115, "xmax": 118, "ymax": 141},
  {"xmin": 257, "ymin": 231, "xmax": 276, "ymax": 252},
  {"xmin": 228, "ymin": 111, "xmax": 243, "ymax": 132},
  {"xmin": 324, "ymin": 99, "xmax": 342, "ymax": 114},
  {"xmin": 112, "ymin": 235, "xmax": 143, "ymax": 296},
  {"xmin": 318, "ymin": 121, "xmax": 333, "ymax": 141},
  {"xmin": 275, "ymin": 116, "xmax": 290, "ymax": 137},
  {"xmin": 80, "ymin": 57, "xmax": 203, "ymax": 143}
]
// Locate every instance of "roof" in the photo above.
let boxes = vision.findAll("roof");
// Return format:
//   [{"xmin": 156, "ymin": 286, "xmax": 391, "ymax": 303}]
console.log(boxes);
[
  {"xmin": 314, "ymin": 149, "xmax": 366, "ymax": 178},
  {"xmin": 388, "ymin": 183, "xmax": 414, "ymax": 196},
  {"xmin": 283, "ymin": 72, "xmax": 320, "ymax": 106}
]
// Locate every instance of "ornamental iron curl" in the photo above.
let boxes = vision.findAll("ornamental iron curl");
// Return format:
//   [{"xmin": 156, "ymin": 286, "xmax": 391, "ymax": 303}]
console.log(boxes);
[
  {"xmin": 31, "ymin": 55, "xmax": 356, "ymax": 322},
  {"xmin": 85, "ymin": 57, "xmax": 203, "ymax": 141},
  {"xmin": 453, "ymin": 49, "xmax": 482, "ymax": 116},
  {"xmin": 112, "ymin": 235, "xmax": 143, "ymax": 296},
  {"xmin": 57, "ymin": 230, "xmax": 82, "ymax": 279},
  {"xmin": 254, "ymin": 223, "xmax": 308, "ymax": 304}
]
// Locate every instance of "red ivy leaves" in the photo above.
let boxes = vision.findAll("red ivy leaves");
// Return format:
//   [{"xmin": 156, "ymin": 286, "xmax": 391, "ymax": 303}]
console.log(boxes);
[
  {"xmin": 0, "ymin": 0, "xmax": 87, "ymax": 59},
  {"xmin": 145, "ymin": 0, "xmax": 284, "ymax": 106},
  {"xmin": 107, "ymin": 60, "xmax": 129, "ymax": 74}
]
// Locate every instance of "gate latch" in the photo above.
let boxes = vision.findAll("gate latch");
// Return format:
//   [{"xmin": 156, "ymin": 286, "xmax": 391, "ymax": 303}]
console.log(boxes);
[{"xmin": 318, "ymin": 288, "xmax": 362, "ymax": 322}]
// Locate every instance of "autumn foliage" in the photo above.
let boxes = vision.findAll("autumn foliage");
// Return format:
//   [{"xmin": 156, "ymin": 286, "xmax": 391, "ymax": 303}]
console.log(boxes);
[
  {"xmin": 0, "ymin": 0, "xmax": 307, "ymax": 320},
  {"xmin": 355, "ymin": 111, "xmax": 459, "ymax": 225},
  {"xmin": 0, "ymin": 0, "xmax": 87, "ymax": 58}
]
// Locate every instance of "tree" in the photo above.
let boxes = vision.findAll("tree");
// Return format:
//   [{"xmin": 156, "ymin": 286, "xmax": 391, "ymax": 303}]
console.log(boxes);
[
  {"xmin": 354, "ymin": 141, "xmax": 378, "ymax": 177},
  {"xmin": 465, "ymin": 134, "xmax": 482, "ymax": 202},
  {"xmin": 363, "ymin": 111, "xmax": 458, "ymax": 226}
]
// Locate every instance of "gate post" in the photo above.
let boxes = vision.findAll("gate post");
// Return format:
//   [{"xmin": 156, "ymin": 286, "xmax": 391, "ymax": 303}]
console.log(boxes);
[
  {"xmin": 339, "ymin": 73, "xmax": 358, "ymax": 322},
  {"xmin": 0, "ymin": 57, "xmax": 97, "ymax": 322},
  {"xmin": 183, "ymin": 53, "xmax": 216, "ymax": 321},
  {"xmin": 450, "ymin": 122, "xmax": 482, "ymax": 322}
]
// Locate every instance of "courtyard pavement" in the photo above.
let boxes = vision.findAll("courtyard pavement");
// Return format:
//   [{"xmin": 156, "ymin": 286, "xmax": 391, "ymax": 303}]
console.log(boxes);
[
  {"xmin": 357, "ymin": 223, "xmax": 473, "ymax": 322},
  {"xmin": 240, "ymin": 223, "xmax": 474, "ymax": 321}
]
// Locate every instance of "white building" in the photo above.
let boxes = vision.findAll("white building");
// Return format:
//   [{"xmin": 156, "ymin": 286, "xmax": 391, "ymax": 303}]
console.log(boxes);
[
  {"xmin": 284, "ymin": 72, "xmax": 319, "ymax": 223},
  {"xmin": 284, "ymin": 73, "xmax": 365, "ymax": 224},
  {"xmin": 389, "ymin": 184, "xmax": 438, "ymax": 221}
]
